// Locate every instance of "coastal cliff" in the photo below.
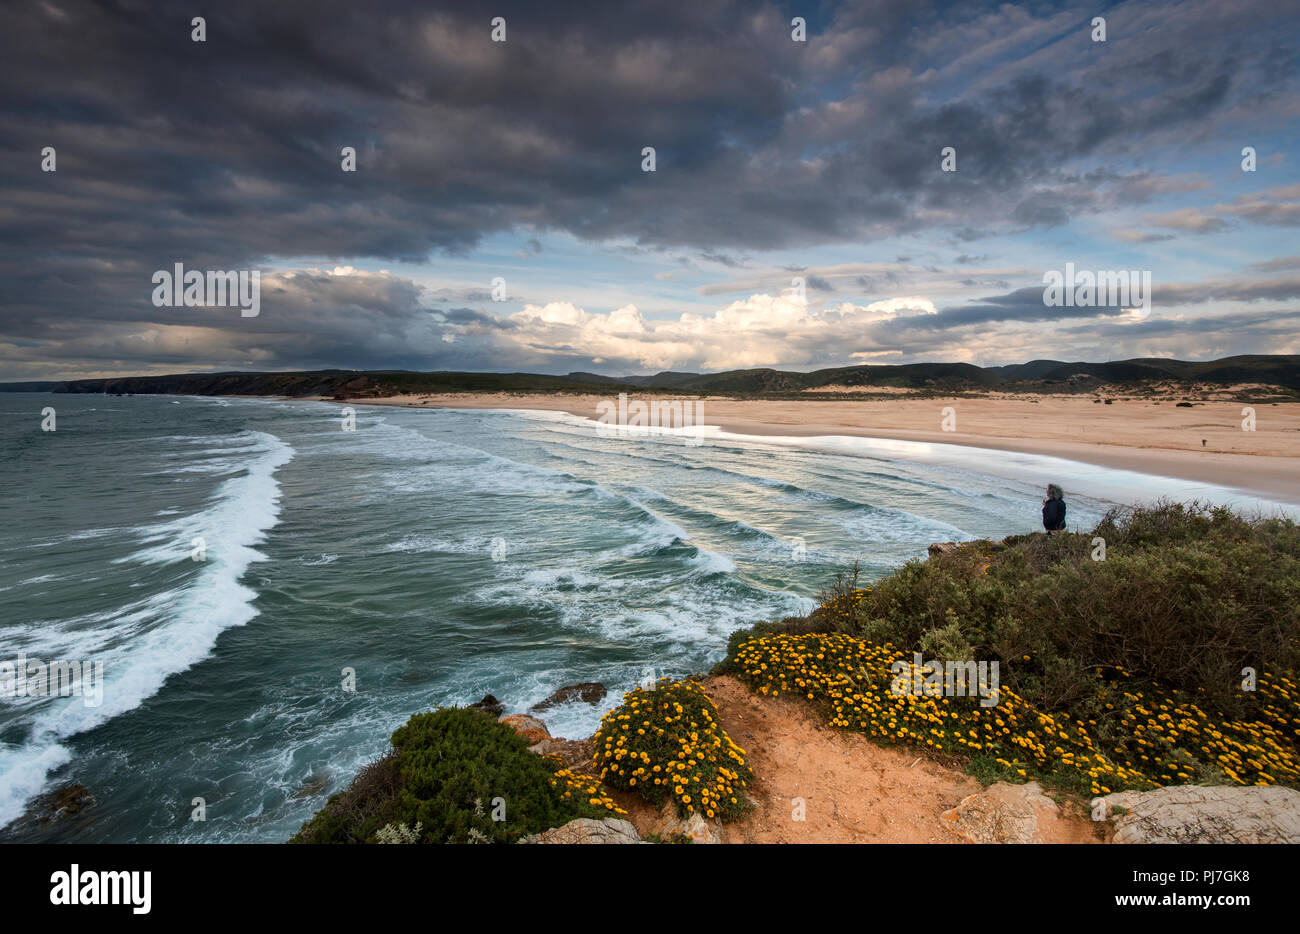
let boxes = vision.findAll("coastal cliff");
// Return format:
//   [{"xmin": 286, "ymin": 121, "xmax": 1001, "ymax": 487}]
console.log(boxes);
[{"xmin": 291, "ymin": 502, "xmax": 1300, "ymax": 844}]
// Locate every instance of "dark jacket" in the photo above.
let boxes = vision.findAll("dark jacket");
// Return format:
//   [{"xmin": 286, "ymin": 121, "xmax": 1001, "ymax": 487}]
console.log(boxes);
[{"xmin": 1042, "ymin": 498, "xmax": 1066, "ymax": 531}]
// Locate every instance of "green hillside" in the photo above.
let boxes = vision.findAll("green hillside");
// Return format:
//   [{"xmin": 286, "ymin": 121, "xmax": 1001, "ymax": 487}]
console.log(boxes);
[{"xmin": 3, "ymin": 355, "xmax": 1297, "ymax": 399}]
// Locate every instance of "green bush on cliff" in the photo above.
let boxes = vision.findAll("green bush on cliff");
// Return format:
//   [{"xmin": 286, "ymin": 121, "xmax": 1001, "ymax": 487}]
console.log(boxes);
[
  {"xmin": 830, "ymin": 501, "xmax": 1300, "ymax": 715},
  {"xmin": 291, "ymin": 707, "xmax": 615, "ymax": 844}
]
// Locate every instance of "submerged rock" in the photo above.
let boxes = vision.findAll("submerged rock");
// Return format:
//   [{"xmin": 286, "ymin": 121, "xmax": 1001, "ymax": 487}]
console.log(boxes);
[
  {"xmin": 530, "ymin": 682, "xmax": 607, "ymax": 712},
  {"xmin": 21, "ymin": 783, "xmax": 95, "ymax": 826},
  {"xmin": 1099, "ymin": 785, "xmax": 1300, "ymax": 844},
  {"xmin": 293, "ymin": 774, "xmax": 330, "ymax": 799}
]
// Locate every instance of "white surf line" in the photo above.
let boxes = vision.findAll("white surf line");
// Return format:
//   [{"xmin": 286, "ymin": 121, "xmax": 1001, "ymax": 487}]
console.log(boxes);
[
  {"xmin": 478, "ymin": 407, "xmax": 1298, "ymax": 519},
  {"xmin": 0, "ymin": 431, "xmax": 295, "ymax": 830},
  {"xmin": 706, "ymin": 429, "xmax": 1300, "ymax": 519}
]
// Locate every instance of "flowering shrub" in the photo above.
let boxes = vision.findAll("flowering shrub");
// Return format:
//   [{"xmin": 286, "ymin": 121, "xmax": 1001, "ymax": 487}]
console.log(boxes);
[
  {"xmin": 814, "ymin": 584, "xmax": 873, "ymax": 629},
  {"xmin": 549, "ymin": 766, "xmax": 626, "ymax": 815},
  {"xmin": 593, "ymin": 678, "xmax": 753, "ymax": 821},
  {"xmin": 728, "ymin": 631, "xmax": 1300, "ymax": 797}
]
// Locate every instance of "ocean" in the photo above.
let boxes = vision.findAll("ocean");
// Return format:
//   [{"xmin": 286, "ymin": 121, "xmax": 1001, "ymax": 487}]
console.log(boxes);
[{"xmin": 1, "ymin": 391, "xmax": 1293, "ymax": 842}]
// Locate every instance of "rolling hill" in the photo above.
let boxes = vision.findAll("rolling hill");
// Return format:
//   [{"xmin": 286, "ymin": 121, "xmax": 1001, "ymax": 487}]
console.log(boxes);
[{"xmin": 2, "ymin": 355, "xmax": 1297, "ymax": 399}]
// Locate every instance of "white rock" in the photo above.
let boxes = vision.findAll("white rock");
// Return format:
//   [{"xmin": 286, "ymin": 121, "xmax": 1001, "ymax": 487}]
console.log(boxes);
[
  {"xmin": 1100, "ymin": 785, "xmax": 1300, "ymax": 844},
  {"xmin": 941, "ymin": 781, "xmax": 1060, "ymax": 844},
  {"xmin": 522, "ymin": 817, "xmax": 642, "ymax": 844}
]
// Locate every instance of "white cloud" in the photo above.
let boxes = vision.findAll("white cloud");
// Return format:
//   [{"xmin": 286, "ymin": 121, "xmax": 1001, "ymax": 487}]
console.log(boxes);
[{"xmin": 503, "ymin": 292, "xmax": 938, "ymax": 370}]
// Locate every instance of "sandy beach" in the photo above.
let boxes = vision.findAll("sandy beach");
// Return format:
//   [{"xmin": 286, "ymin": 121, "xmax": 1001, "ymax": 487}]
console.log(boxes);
[{"xmin": 334, "ymin": 391, "xmax": 1300, "ymax": 505}]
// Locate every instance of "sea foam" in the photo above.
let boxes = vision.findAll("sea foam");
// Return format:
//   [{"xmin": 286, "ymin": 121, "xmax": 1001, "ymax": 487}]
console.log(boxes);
[{"xmin": 0, "ymin": 431, "xmax": 293, "ymax": 830}]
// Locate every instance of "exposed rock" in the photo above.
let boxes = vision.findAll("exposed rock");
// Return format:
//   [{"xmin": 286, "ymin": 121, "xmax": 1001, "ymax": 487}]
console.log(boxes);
[
  {"xmin": 530, "ymin": 682, "xmax": 607, "ymax": 712},
  {"xmin": 293, "ymin": 773, "xmax": 330, "ymax": 799},
  {"xmin": 644, "ymin": 802, "xmax": 720, "ymax": 844},
  {"xmin": 521, "ymin": 817, "xmax": 642, "ymax": 844},
  {"xmin": 927, "ymin": 540, "xmax": 1003, "ymax": 558},
  {"xmin": 468, "ymin": 694, "xmax": 506, "ymax": 718},
  {"xmin": 1099, "ymin": 785, "xmax": 1300, "ymax": 844},
  {"xmin": 941, "ymin": 781, "xmax": 1061, "ymax": 844},
  {"xmin": 677, "ymin": 812, "xmax": 719, "ymax": 845},
  {"xmin": 499, "ymin": 713, "xmax": 551, "ymax": 745},
  {"xmin": 528, "ymin": 737, "xmax": 594, "ymax": 772}
]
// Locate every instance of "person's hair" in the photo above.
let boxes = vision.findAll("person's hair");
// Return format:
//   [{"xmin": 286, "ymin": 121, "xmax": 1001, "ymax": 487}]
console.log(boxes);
[{"xmin": 1046, "ymin": 483, "xmax": 1064, "ymax": 500}]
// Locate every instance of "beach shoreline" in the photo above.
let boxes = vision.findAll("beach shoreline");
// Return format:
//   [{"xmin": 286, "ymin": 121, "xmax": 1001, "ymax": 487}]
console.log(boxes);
[{"xmin": 311, "ymin": 391, "xmax": 1300, "ymax": 506}]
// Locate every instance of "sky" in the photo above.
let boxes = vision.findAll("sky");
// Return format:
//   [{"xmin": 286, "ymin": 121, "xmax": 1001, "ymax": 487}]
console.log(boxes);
[{"xmin": 2, "ymin": 0, "xmax": 1299, "ymax": 380}]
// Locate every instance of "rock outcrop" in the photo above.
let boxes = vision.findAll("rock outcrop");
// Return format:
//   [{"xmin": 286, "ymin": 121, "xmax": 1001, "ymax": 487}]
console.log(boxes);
[
  {"xmin": 940, "ymin": 781, "xmax": 1063, "ymax": 844},
  {"xmin": 644, "ymin": 802, "xmax": 721, "ymax": 844},
  {"xmin": 530, "ymin": 682, "xmax": 607, "ymax": 712},
  {"xmin": 528, "ymin": 736, "xmax": 594, "ymax": 772},
  {"xmin": 1099, "ymin": 785, "xmax": 1300, "ymax": 844},
  {"xmin": 522, "ymin": 817, "xmax": 642, "ymax": 844},
  {"xmin": 469, "ymin": 694, "xmax": 506, "ymax": 719},
  {"xmin": 499, "ymin": 713, "xmax": 551, "ymax": 745},
  {"xmin": 927, "ymin": 542, "xmax": 963, "ymax": 557}
]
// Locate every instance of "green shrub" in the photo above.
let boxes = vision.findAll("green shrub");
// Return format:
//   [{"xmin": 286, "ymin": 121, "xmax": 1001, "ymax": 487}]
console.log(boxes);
[
  {"xmin": 833, "ymin": 501, "xmax": 1300, "ymax": 715},
  {"xmin": 291, "ymin": 707, "xmax": 618, "ymax": 843}
]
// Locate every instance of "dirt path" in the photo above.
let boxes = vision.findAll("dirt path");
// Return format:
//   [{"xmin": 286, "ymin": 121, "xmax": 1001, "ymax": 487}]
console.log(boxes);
[
  {"xmin": 698, "ymin": 675, "xmax": 979, "ymax": 843},
  {"xmin": 695, "ymin": 674, "xmax": 1100, "ymax": 844}
]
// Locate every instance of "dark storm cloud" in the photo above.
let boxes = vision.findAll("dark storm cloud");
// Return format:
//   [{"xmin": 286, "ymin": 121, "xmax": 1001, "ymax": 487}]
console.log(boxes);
[
  {"xmin": 910, "ymin": 273, "xmax": 1300, "ymax": 334},
  {"xmin": 1060, "ymin": 307, "xmax": 1300, "ymax": 337},
  {"xmin": 1153, "ymin": 276, "xmax": 1300, "ymax": 306},
  {"xmin": 897, "ymin": 286, "xmax": 1098, "ymax": 330},
  {"xmin": 1, "ymin": 0, "xmax": 1298, "ymax": 376}
]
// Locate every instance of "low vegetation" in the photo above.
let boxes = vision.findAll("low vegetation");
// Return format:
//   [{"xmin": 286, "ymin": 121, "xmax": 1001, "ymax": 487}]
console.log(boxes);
[
  {"xmin": 593, "ymin": 678, "xmax": 754, "ymax": 821},
  {"xmin": 722, "ymin": 502, "xmax": 1300, "ymax": 797},
  {"xmin": 290, "ymin": 707, "xmax": 622, "ymax": 844},
  {"xmin": 834, "ymin": 501, "xmax": 1300, "ymax": 714}
]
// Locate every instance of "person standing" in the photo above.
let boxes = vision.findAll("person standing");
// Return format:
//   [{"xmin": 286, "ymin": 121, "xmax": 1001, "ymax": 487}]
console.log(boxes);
[{"xmin": 1042, "ymin": 484, "xmax": 1066, "ymax": 533}]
